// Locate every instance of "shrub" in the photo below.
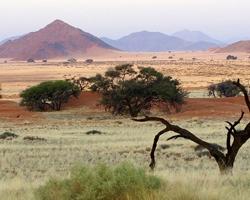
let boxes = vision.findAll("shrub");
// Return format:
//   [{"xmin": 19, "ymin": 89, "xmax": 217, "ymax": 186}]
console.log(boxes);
[
  {"xmin": 27, "ymin": 58, "xmax": 35, "ymax": 63},
  {"xmin": 226, "ymin": 55, "xmax": 237, "ymax": 60},
  {"xmin": 20, "ymin": 80, "xmax": 80, "ymax": 111},
  {"xmin": 35, "ymin": 163, "xmax": 163, "ymax": 200},
  {"xmin": 0, "ymin": 132, "xmax": 18, "ymax": 140},
  {"xmin": 89, "ymin": 64, "xmax": 187, "ymax": 117},
  {"xmin": 85, "ymin": 130, "xmax": 104, "ymax": 135},
  {"xmin": 208, "ymin": 80, "xmax": 241, "ymax": 98},
  {"xmin": 85, "ymin": 59, "xmax": 94, "ymax": 64},
  {"xmin": 68, "ymin": 58, "xmax": 77, "ymax": 63}
]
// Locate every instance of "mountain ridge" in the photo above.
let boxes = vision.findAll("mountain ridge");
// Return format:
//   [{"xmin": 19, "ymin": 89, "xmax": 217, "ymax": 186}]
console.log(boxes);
[
  {"xmin": 0, "ymin": 19, "xmax": 116, "ymax": 60},
  {"xmin": 101, "ymin": 30, "xmax": 220, "ymax": 52}
]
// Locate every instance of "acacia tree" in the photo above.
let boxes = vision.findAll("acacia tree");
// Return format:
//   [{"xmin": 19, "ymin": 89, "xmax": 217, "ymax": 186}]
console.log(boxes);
[
  {"xmin": 134, "ymin": 79, "xmax": 250, "ymax": 175},
  {"xmin": 20, "ymin": 80, "xmax": 80, "ymax": 111},
  {"xmin": 208, "ymin": 80, "xmax": 241, "ymax": 98},
  {"xmin": 89, "ymin": 64, "xmax": 187, "ymax": 117}
]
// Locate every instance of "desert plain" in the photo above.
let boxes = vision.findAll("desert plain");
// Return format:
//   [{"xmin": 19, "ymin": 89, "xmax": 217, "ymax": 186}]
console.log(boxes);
[{"xmin": 1, "ymin": 51, "xmax": 250, "ymax": 199}]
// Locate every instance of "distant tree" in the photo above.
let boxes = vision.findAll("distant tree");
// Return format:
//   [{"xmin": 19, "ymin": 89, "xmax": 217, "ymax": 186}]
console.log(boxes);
[
  {"xmin": 226, "ymin": 55, "xmax": 237, "ymax": 60},
  {"xmin": 152, "ymin": 56, "xmax": 157, "ymax": 59},
  {"xmin": 85, "ymin": 59, "xmax": 94, "ymax": 64},
  {"xmin": 42, "ymin": 59, "xmax": 47, "ymax": 63},
  {"xmin": 27, "ymin": 58, "xmax": 35, "ymax": 63},
  {"xmin": 208, "ymin": 80, "xmax": 241, "ymax": 98},
  {"xmin": 20, "ymin": 80, "xmax": 80, "ymax": 111},
  {"xmin": 68, "ymin": 58, "xmax": 77, "ymax": 63},
  {"xmin": 89, "ymin": 64, "xmax": 187, "ymax": 117}
]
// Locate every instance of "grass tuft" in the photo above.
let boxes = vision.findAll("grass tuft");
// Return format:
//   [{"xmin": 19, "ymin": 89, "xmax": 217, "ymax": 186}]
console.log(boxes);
[{"xmin": 35, "ymin": 162, "xmax": 163, "ymax": 200}]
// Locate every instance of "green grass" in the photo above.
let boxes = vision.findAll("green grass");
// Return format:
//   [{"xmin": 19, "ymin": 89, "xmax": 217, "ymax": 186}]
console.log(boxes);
[{"xmin": 35, "ymin": 162, "xmax": 163, "ymax": 200}]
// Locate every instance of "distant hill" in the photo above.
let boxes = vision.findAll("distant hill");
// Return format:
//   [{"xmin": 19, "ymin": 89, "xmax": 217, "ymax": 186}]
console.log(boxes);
[
  {"xmin": 0, "ymin": 36, "xmax": 21, "ymax": 45},
  {"xmin": 101, "ymin": 31, "xmax": 191, "ymax": 52},
  {"xmin": 216, "ymin": 40, "xmax": 250, "ymax": 53},
  {"xmin": 0, "ymin": 20, "xmax": 116, "ymax": 60},
  {"xmin": 172, "ymin": 29, "xmax": 222, "ymax": 44},
  {"xmin": 101, "ymin": 30, "xmax": 221, "ymax": 52},
  {"xmin": 184, "ymin": 41, "xmax": 220, "ymax": 51}
]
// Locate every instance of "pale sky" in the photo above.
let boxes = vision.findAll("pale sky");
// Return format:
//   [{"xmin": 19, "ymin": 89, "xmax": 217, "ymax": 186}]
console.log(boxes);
[{"xmin": 1, "ymin": 0, "xmax": 250, "ymax": 42}]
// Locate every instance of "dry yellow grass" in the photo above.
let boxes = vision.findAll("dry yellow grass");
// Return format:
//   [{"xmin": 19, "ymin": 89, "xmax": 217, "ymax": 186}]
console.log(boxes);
[{"xmin": 0, "ymin": 107, "xmax": 250, "ymax": 199}]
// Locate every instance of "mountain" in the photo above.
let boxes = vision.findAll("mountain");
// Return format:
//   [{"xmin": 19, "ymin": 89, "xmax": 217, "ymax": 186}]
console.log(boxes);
[
  {"xmin": 184, "ymin": 41, "xmax": 220, "ymax": 51},
  {"xmin": 101, "ymin": 31, "xmax": 191, "ymax": 52},
  {"xmin": 172, "ymin": 29, "xmax": 222, "ymax": 44},
  {"xmin": 216, "ymin": 40, "xmax": 250, "ymax": 53},
  {"xmin": 0, "ymin": 20, "xmax": 116, "ymax": 60},
  {"xmin": 0, "ymin": 36, "xmax": 21, "ymax": 45},
  {"xmin": 101, "ymin": 31, "xmax": 221, "ymax": 52}
]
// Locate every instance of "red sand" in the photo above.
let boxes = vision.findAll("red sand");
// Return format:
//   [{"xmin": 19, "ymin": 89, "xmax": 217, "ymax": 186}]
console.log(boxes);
[
  {"xmin": 66, "ymin": 93, "xmax": 249, "ymax": 119},
  {"xmin": 0, "ymin": 92, "xmax": 249, "ymax": 121},
  {"xmin": 0, "ymin": 100, "xmax": 41, "ymax": 121}
]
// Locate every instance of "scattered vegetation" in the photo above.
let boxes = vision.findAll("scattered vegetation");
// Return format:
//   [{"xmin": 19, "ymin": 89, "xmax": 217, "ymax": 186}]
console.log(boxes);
[
  {"xmin": 208, "ymin": 80, "xmax": 241, "ymax": 98},
  {"xmin": 27, "ymin": 58, "xmax": 35, "ymax": 63},
  {"xmin": 226, "ymin": 55, "xmax": 237, "ymax": 60},
  {"xmin": 35, "ymin": 163, "xmax": 163, "ymax": 200},
  {"xmin": 23, "ymin": 136, "xmax": 47, "ymax": 142},
  {"xmin": 85, "ymin": 130, "xmax": 105, "ymax": 135},
  {"xmin": 0, "ymin": 132, "xmax": 18, "ymax": 140},
  {"xmin": 88, "ymin": 64, "xmax": 187, "ymax": 117},
  {"xmin": 85, "ymin": 59, "xmax": 94, "ymax": 64},
  {"xmin": 67, "ymin": 58, "xmax": 77, "ymax": 63},
  {"xmin": 20, "ymin": 80, "xmax": 80, "ymax": 111}
]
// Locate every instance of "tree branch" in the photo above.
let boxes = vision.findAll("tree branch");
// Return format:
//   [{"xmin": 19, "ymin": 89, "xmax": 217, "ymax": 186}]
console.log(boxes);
[
  {"xmin": 133, "ymin": 116, "xmax": 225, "ymax": 169},
  {"xmin": 149, "ymin": 128, "xmax": 169, "ymax": 169},
  {"xmin": 233, "ymin": 79, "xmax": 250, "ymax": 112}
]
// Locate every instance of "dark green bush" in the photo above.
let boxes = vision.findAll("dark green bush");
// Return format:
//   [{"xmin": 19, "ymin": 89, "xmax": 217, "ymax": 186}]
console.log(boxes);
[
  {"xmin": 35, "ymin": 163, "xmax": 163, "ymax": 200},
  {"xmin": 0, "ymin": 132, "xmax": 18, "ymax": 140},
  {"xmin": 20, "ymin": 80, "xmax": 80, "ymax": 111}
]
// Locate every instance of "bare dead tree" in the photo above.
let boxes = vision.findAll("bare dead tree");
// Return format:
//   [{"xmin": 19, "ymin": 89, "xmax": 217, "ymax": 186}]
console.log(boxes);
[{"xmin": 133, "ymin": 79, "xmax": 250, "ymax": 175}]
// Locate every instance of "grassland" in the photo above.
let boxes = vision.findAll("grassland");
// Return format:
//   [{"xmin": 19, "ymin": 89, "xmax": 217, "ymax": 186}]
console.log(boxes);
[
  {"xmin": 1, "ymin": 53, "xmax": 250, "ymax": 199},
  {"xmin": 0, "ymin": 107, "xmax": 250, "ymax": 199}
]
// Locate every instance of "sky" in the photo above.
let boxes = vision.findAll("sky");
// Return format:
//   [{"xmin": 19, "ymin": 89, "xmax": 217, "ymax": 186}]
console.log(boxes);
[{"xmin": 1, "ymin": 0, "xmax": 250, "ymax": 42}]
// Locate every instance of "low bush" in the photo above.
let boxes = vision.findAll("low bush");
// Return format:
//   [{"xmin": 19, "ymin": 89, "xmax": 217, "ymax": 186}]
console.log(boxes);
[
  {"xmin": 0, "ymin": 132, "xmax": 18, "ymax": 140},
  {"xmin": 35, "ymin": 163, "xmax": 163, "ymax": 200},
  {"xmin": 85, "ymin": 130, "xmax": 104, "ymax": 135}
]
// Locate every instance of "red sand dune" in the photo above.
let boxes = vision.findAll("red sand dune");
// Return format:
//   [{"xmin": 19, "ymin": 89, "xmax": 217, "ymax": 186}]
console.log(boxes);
[
  {"xmin": 65, "ymin": 92, "xmax": 102, "ymax": 109},
  {"xmin": 0, "ymin": 100, "xmax": 41, "ymax": 121}
]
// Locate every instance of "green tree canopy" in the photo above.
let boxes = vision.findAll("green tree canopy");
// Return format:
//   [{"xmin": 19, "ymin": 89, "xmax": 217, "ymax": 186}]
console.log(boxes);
[
  {"xmin": 89, "ymin": 64, "xmax": 187, "ymax": 117},
  {"xmin": 20, "ymin": 80, "xmax": 80, "ymax": 111}
]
